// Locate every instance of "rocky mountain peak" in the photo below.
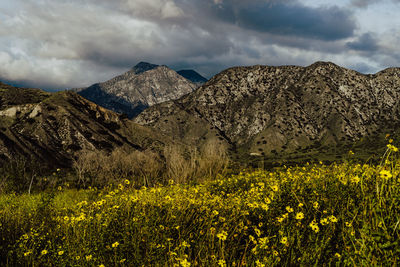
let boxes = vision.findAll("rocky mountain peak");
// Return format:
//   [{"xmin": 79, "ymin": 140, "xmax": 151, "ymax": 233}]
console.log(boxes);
[
  {"xmin": 77, "ymin": 62, "xmax": 197, "ymax": 118},
  {"xmin": 132, "ymin": 62, "xmax": 159, "ymax": 74}
]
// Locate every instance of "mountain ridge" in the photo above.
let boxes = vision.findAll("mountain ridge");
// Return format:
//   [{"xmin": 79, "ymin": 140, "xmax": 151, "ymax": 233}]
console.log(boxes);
[
  {"xmin": 0, "ymin": 83, "xmax": 175, "ymax": 168},
  {"xmin": 135, "ymin": 61, "xmax": 400, "ymax": 164},
  {"xmin": 77, "ymin": 62, "xmax": 198, "ymax": 118},
  {"xmin": 3, "ymin": 61, "xmax": 400, "ymax": 169}
]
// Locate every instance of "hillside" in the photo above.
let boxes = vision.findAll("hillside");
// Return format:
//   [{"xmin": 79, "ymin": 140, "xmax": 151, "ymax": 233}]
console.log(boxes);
[
  {"xmin": 78, "ymin": 62, "xmax": 197, "ymax": 118},
  {"xmin": 0, "ymin": 83, "xmax": 173, "ymax": 168},
  {"xmin": 135, "ymin": 62, "xmax": 400, "ymax": 164}
]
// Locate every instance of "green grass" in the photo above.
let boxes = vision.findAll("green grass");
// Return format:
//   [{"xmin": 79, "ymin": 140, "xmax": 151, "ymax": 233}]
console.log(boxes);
[{"xmin": 1, "ymin": 145, "xmax": 400, "ymax": 266}]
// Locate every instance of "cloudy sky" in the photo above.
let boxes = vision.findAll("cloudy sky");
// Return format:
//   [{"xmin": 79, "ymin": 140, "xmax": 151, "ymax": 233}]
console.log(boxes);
[{"xmin": 0, "ymin": 0, "xmax": 399, "ymax": 90}]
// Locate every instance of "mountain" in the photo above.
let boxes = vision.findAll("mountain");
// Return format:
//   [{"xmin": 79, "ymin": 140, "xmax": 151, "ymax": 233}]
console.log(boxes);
[
  {"xmin": 77, "ymin": 62, "xmax": 197, "ymax": 118},
  {"xmin": 0, "ymin": 82, "xmax": 173, "ymax": 168},
  {"xmin": 135, "ymin": 61, "xmax": 400, "ymax": 165},
  {"xmin": 177, "ymin": 69, "xmax": 208, "ymax": 85},
  {"xmin": 4, "ymin": 61, "xmax": 400, "ymax": 169}
]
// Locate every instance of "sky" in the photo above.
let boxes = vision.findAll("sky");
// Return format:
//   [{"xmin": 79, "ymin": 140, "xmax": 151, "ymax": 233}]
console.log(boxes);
[{"xmin": 0, "ymin": 0, "xmax": 399, "ymax": 91}]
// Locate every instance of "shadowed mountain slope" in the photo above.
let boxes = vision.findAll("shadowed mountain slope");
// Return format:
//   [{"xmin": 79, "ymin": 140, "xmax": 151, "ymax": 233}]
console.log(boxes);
[{"xmin": 177, "ymin": 70, "xmax": 208, "ymax": 86}]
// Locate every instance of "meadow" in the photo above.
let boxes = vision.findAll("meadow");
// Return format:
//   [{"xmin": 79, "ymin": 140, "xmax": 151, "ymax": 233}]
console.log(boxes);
[{"xmin": 1, "ymin": 144, "xmax": 400, "ymax": 266}]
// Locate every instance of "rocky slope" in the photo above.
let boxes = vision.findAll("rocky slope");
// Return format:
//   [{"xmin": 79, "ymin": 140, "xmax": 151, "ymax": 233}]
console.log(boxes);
[
  {"xmin": 78, "ymin": 62, "xmax": 197, "ymax": 118},
  {"xmin": 135, "ymin": 62, "xmax": 400, "ymax": 163},
  {"xmin": 0, "ymin": 82, "xmax": 173, "ymax": 167}
]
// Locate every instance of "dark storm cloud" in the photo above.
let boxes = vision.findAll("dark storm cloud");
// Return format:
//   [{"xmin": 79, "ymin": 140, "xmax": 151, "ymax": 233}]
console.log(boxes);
[
  {"xmin": 346, "ymin": 32, "xmax": 379, "ymax": 52},
  {"xmin": 208, "ymin": 1, "xmax": 356, "ymax": 40},
  {"xmin": 76, "ymin": 0, "xmax": 358, "ymax": 69}
]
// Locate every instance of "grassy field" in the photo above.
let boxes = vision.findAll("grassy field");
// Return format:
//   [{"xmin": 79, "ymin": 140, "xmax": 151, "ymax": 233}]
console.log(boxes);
[{"xmin": 1, "ymin": 145, "xmax": 400, "ymax": 266}]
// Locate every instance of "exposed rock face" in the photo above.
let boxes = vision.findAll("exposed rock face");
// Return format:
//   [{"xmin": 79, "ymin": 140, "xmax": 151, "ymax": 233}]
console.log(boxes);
[
  {"xmin": 78, "ymin": 62, "xmax": 197, "ymax": 118},
  {"xmin": 177, "ymin": 70, "xmax": 208, "ymax": 86},
  {"xmin": 135, "ymin": 62, "xmax": 400, "ymax": 160},
  {"xmin": 0, "ymin": 83, "xmax": 172, "ymax": 167}
]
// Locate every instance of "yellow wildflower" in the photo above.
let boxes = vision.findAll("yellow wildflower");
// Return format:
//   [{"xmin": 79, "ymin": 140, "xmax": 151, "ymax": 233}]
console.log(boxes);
[
  {"xmin": 329, "ymin": 215, "xmax": 338, "ymax": 223},
  {"xmin": 320, "ymin": 218, "xmax": 329, "ymax": 225},
  {"xmin": 58, "ymin": 250, "xmax": 64, "ymax": 256},
  {"xmin": 181, "ymin": 241, "xmax": 190, "ymax": 248},
  {"xmin": 217, "ymin": 259, "xmax": 226, "ymax": 267},
  {"xmin": 210, "ymin": 227, "xmax": 216, "ymax": 235},
  {"xmin": 24, "ymin": 251, "xmax": 32, "ymax": 257},
  {"xmin": 216, "ymin": 231, "xmax": 228, "ymax": 241},
  {"xmin": 351, "ymin": 176, "xmax": 360, "ymax": 184},
  {"xmin": 309, "ymin": 220, "xmax": 319, "ymax": 233},
  {"xmin": 179, "ymin": 258, "xmax": 191, "ymax": 267},
  {"xmin": 380, "ymin": 170, "xmax": 392, "ymax": 180},
  {"xmin": 112, "ymin": 241, "xmax": 119, "ymax": 248},
  {"xmin": 387, "ymin": 144, "xmax": 398, "ymax": 152},
  {"xmin": 41, "ymin": 249, "xmax": 48, "ymax": 255},
  {"xmin": 256, "ymin": 259, "xmax": 265, "ymax": 267},
  {"xmin": 280, "ymin": 237, "xmax": 288, "ymax": 245},
  {"xmin": 254, "ymin": 228, "xmax": 261, "ymax": 237},
  {"xmin": 295, "ymin": 212, "xmax": 304, "ymax": 220},
  {"xmin": 285, "ymin": 206, "xmax": 294, "ymax": 213}
]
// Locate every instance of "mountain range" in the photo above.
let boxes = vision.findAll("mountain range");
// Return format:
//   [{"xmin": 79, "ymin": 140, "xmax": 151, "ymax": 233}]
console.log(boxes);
[
  {"xmin": 77, "ymin": 62, "xmax": 207, "ymax": 118},
  {"xmin": 1, "ymin": 61, "xmax": 400, "ymax": 168},
  {"xmin": 135, "ymin": 61, "xmax": 400, "ymax": 164}
]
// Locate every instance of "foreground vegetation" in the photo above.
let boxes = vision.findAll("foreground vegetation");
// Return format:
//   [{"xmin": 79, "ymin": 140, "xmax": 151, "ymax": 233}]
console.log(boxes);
[{"xmin": 1, "ymin": 144, "xmax": 400, "ymax": 266}]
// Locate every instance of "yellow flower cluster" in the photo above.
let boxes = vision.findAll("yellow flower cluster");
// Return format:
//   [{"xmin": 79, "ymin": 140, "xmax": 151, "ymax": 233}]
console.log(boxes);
[{"xmin": 7, "ymin": 147, "xmax": 400, "ymax": 266}]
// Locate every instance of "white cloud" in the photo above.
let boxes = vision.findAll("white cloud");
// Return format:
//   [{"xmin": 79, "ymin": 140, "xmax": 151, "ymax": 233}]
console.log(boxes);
[{"xmin": 123, "ymin": 0, "xmax": 184, "ymax": 19}]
